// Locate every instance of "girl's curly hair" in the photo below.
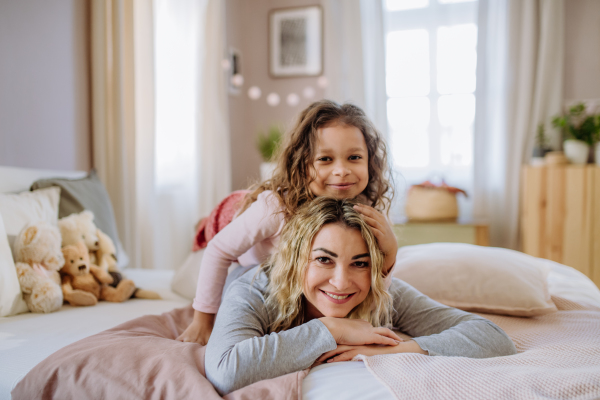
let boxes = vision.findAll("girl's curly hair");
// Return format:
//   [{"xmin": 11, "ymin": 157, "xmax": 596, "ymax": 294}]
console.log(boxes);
[{"xmin": 239, "ymin": 99, "xmax": 393, "ymax": 219}]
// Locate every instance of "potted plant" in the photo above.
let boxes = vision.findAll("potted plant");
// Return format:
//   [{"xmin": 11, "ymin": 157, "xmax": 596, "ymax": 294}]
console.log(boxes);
[
  {"xmin": 552, "ymin": 102, "xmax": 600, "ymax": 164},
  {"xmin": 531, "ymin": 123, "xmax": 551, "ymax": 165},
  {"xmin": 256, "ymin": 125, "xmax": 283, "ymax": 181}
]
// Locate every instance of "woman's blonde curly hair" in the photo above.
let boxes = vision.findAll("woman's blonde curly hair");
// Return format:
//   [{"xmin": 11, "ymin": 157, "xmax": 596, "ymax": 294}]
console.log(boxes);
[
  {"xmin": 260, "ymin": 197, "xmax": 393, "ymax": 333},
  {"xmin": 239, "ymin": 99, "xmax": 393, "ymax": 219}
]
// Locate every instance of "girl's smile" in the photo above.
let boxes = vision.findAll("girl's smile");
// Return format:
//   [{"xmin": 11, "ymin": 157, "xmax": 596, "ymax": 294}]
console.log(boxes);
[{"xmin": 309, "ymin": 123, "xmax": 369, "ymax": 199}]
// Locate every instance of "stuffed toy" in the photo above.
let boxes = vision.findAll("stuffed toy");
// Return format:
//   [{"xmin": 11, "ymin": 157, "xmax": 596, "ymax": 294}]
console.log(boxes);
[
  {"xmin": 13, "ymin": 222, "xmax": 64, "ymax": 313},
  {"xmin": 58, "ymin": 211, "xmax": 161, "ymax": 300},
  {"xmin": 60, "ymin": 241, "xmax": 136, "ymax": 306}
]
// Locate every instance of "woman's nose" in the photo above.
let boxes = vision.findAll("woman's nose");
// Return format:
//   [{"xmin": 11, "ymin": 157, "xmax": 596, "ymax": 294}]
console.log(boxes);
[{"xmin": 329, "ymin": 267, "xmax": 351, "ymax": 290}]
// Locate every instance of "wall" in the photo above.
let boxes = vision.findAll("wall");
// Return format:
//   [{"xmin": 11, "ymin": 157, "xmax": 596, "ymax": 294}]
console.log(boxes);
[
  {"xmin": 225, "ymin": 0, "xmax": 326, "ymax": 190},
  {"xmin": 0, "ymin": 0, "xmax": 91, "ymax": 172},
  {"xmin": 563, "ymin": 0, "xmax": 600, "ymax": 101}
]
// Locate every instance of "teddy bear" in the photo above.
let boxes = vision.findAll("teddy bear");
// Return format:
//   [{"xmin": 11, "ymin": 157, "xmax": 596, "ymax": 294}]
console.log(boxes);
[
  {"xmin": 60, "ymin": 241, "xmax": 136, "ymax": 306},
  {"xmin": 13, "ymin": 222, "xmax": 64, "ymax": 313},
  {"xmin": 58, "ymin": 211, "xmax": 161, "ymax": 300}
]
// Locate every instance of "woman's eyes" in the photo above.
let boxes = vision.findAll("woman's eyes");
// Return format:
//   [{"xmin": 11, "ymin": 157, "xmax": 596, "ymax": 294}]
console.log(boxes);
[
  {"xmin": 316, "ymin": 256, "xmax": 332, "ymax": 264},
  {"xmin": 352, "ymin": 261, "xmax": 369, "ymax": 268}
]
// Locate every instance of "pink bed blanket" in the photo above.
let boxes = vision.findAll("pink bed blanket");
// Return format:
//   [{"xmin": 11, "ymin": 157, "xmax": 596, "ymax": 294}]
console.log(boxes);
[
  {"xmin": 12, "ymin": 297, "xmax": 600, "ymax": 400},
  {"xmin": 358, "ymin": 296, "xmax": 600, "ymax": 400},
  {"xmin": 11, "ymin": 305, "xmax": 306, "ymax": 400}
]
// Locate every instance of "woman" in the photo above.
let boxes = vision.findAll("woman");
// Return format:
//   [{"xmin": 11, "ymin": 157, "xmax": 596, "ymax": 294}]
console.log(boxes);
[{"xmin": 205, "ymin": 198, "xmax": 517, "ymax": 395}]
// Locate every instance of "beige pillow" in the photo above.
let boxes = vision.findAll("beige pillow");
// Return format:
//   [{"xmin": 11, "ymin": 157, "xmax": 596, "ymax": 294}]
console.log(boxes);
[
  {"xmin": 0, "ymin": 212, "xmax": 28, "ymax": 317},
  {"xmin": 0, "ymin": 187, "xmax": 61, "ymax": 237},
  {"xmin": 393, "ymin": 243, "xmax": 557, "ymax": 317}
]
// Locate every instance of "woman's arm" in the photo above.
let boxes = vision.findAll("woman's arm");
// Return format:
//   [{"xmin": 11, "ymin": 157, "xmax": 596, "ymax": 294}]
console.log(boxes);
[
  {"xmin": 390, "ymin": 278, "xmax": 517, "ymax": 358},
  {"xmin": 193, "ymin": 191, "xmax": 285, "ymax": 314},
  {"xmin": 204, "ymin": 272, "xmax": 337, "ymax": 396}
]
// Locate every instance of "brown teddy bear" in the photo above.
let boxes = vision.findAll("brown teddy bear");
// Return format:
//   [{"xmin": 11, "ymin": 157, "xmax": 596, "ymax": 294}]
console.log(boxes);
[
  {"xmin": 59, "ymin": 211, "xmax": 161, "ymax": 300},
  {"xmin": 60, "ymin": 241, "xmax": 136, "ymax": 306},
  {"xmin": 13, "ymin": 222, "xmax": 64, "ymax": 313}
]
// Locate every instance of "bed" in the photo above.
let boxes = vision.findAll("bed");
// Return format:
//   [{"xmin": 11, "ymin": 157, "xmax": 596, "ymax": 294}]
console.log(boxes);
[{"xmin": 1, "ymin": 166, "xmax": 600, "ymax": 400}]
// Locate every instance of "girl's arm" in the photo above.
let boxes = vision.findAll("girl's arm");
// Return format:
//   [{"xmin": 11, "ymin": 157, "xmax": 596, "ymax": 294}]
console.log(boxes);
[
  {"xmin": 390, "ymin": 278, "xmax": 517, "ymax": 358},
  {"xmin": 204, "ymin": 272, "xmax": 337, "ymax": 395},
  {"xmin": 193, "ymin": 191, "xmax": 284, "ymax": 314}
]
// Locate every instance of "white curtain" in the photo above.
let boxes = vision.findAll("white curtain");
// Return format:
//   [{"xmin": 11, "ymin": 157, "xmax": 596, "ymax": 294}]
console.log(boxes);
[
  {"xmin": 322, "ymin": 0, "xmax": 388, "ymax": 137},
  {"xmin": 473, "ymin": 0, "xmax": 564, "ymax": 249},
  {"xmin": 91, "ymin": 0, "xmax": 231, "ymax": 269}
]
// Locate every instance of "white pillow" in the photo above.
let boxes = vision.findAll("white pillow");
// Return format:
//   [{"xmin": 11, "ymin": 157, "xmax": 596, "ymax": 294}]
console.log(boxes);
[
  {"xmin": 171, "ymin": 250, "xmax": 204, "ymax": 300},
  {"xmin": 393, "ymin": 243, "xmax": 558, "ymax": 317},
  {"xmin": 0, "ymin": 186, "xmax": 61, "ymax": 236},
  {"xmin": 0, "ymin": 212, "xmax": 28, "ymax": 317}
]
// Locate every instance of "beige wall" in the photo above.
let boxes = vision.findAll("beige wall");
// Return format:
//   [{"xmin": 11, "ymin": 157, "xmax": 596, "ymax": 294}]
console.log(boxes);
[
  {"xmin": 0, "ymin": 0, "xmax": 90, "ymax": 172},
  {"xmin": 225, "ymin": 0, "xmax": 326, "ymax": 190},
  {"xmin": 563, "ymin": 0, "xmax": 600, "ymax": 101}
]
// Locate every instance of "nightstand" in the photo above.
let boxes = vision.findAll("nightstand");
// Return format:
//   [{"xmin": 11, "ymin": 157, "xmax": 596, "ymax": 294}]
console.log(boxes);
[{"xmin": 393, "ymin": 220, "xmax": 490, "ymax": 248}]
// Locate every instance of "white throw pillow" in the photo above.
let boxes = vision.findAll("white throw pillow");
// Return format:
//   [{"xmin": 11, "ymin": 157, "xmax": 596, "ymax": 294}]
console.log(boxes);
[
  {"xmin": 0, "ymin": 187, "xmax": 61, "ymax": 236},
  {"xmin": 171, "ymin": 250, "xmax": 204, "ymax": 300},
  {"xmin": 0, "ymin": 213, "xmax": 28, "ymax": 317},
  {"xmin": 393, "ymin": 243, "xmax": 558, "ymax": 317}
]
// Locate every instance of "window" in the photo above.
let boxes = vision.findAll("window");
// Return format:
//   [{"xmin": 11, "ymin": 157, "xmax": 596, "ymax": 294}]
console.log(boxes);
[{"xmin": 384, "ymin": 0, "xmax": 478, "ymax": 219}]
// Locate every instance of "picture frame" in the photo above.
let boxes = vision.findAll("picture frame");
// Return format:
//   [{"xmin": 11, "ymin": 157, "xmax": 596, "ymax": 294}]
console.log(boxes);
[{"xmin": 269, "ymin": 6, "xmax": 323, "ymax": 78}]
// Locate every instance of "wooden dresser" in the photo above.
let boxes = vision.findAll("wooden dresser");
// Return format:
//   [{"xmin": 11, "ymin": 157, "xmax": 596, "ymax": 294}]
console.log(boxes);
[{"xmin": 521, "ymin": 164, "xmax": 600, "ymax": 288}]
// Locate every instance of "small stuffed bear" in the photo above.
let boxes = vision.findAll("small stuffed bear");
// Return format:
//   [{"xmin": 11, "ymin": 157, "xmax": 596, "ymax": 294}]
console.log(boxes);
[
  {"xmin": 60, "ymin": 241, "xmax": 136, "ymax": 306},
  {"xmin": 13, "ymin": 222, "xmax": 64, "ymax": 313},
  {"xmin": 59, "ymin": 211, "xmax": 161, "ymax": 300}
]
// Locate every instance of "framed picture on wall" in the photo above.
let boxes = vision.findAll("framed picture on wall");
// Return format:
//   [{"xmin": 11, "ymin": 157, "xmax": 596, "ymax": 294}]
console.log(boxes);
[{"xmin": 269, "ymin": 6, "xmax": 323, "ymax": 78}]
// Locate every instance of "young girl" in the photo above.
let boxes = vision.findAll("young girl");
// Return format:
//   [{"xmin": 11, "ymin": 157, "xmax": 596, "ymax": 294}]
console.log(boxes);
[{"xmin": 176, "ymin": 99, "xmax": 397, "ymax": 345}]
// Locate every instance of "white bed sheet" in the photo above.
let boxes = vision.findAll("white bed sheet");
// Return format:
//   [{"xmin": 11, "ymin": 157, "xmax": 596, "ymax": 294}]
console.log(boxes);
[
  {"xmin": 0, "ymin": 270, "xmax": 189, "ymax": 399},
  {"xmin": 1, "ymin": 264, "xmax": 599, "ymax": 400}
]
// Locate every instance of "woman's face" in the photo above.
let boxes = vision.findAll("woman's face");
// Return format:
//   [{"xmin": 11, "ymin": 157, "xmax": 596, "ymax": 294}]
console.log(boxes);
[{"xmin": 303, "ymin": 223, "xmax": 372, "ymax": 320}]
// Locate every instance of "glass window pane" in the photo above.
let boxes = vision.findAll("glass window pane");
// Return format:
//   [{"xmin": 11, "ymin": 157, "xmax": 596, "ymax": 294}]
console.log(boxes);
[
  {"xmin": 437, "ymin": 24, "xmax": 477, "ymax": 95},
  {"xmin": 387, "ymin": 98, "xmax": 430, "ymax": 167},
  {"xmin": 438, "ymin": 94, "xmax": 474, "ymax": 166},
  {"xmin": 386, "ymin": 0, "xmax": 428, "ymax": 11},
  {"xmin": 386, "ymin": 30, "xmax": 430, "ymax": 97}
]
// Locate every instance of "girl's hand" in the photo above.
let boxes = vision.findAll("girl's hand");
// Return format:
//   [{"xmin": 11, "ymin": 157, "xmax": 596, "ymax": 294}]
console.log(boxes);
[
  {"xmin": 319, "ymin": 317, "xmax": 402, "ymax": 346},
  {"xmin": 353, "ymin": 204, "xmax": 398, "ymax": 274},
  {"xmin": 176, "ymin": 310, "xmax": 215, "ymax": 345},
  {"xmin": 316, "ymin": 340, "xmax": 426, "ymax": 364}
]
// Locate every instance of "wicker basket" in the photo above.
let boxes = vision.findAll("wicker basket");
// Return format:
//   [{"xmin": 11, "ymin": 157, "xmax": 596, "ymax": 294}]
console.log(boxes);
[{"xmin": 405, "ymin": 181, "xmax": 467, "ymax": 221}]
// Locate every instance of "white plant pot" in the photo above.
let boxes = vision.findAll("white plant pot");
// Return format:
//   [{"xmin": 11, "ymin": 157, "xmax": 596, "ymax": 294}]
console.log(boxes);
[
  {"xmin": 563, "ymin": 140, "xmax": 590, "ymax": 164},
  {"xmin": 260, "ymin": 162, "xmax": 277, "ymax": 181},
  {"xmin": 596, "ymin": 143, "xmax": 600, "ymax": 166}
]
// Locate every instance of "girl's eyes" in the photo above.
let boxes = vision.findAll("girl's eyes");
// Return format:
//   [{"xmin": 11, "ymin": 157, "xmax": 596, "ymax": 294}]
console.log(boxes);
[
  {"xmin": 316, "ymin": 156, "xmax": 332, "ymax": 162},
  {"xmin": 349, "ymin": 155, "xmax": 362, "ymax": 161}
]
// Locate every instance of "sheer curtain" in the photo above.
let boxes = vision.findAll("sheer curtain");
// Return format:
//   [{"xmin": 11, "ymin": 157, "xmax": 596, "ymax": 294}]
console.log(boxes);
[
  {"xmin": 473, "ymin": 0, "xmax": 564, "ymax": 249},
  {"xmin": 91, "ymin": 0, "xmax": 230, "ymax": 269}
]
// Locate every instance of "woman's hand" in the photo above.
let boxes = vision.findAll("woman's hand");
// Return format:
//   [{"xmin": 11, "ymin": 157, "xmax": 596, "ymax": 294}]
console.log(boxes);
[
  {"xmin": 353, "ymin": 204, "xmax": 397, "ymax": 274},
  {"xmin": 319, "ymin": 317, "xmax": 402, "ymax": 346},
  {"xmin": 176, "ymin": 310, "xmax": 215, "ymax": 345},
  {"xmin": 315, "ymin": 340, "xmax": 427, "ymax": 364}
]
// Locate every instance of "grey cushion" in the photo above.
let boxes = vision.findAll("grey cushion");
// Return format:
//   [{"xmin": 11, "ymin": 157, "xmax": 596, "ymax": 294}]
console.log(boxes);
[{"xmin": 31, "ymin": 170, "xmax": 129, "ymax": 268}]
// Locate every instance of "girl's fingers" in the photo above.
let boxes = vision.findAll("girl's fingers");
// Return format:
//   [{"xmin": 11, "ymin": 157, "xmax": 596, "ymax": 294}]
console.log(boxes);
[
  {"xmin": 371, "ymin": 334, "xmax": 401, "ymax": 346},
  {"xmin": 329, "ymin": 351, "xmax": 357, "ymax": 363},
  {"xmin": 317, "ymin": 346, "xmax": 351, "ymax": 363},
  {"xmin": 360, "ymin": 215, "xmax": 384, "ymax": 233}
]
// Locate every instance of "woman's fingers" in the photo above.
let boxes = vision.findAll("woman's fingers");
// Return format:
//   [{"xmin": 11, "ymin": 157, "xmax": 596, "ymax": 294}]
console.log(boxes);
[
  {"xmin": 374, "ymin": 327, "xmax": 403, "ymax": 342},
  {"xmin": 317, "ymin": 346, "xmax": 353, "ymax": 363},
  {"xmin": 328, "ymin": 350, "xmax": 359, "ymax": 363}
]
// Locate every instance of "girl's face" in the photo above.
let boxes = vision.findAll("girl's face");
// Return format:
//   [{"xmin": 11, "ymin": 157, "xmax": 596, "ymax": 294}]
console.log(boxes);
[
  {"xmin": 308, "ymin": 123, "xmax": 369, "ymax": 200},
  {"xmin": 303, "ymin": 223, "xmax": 372, "ymax": 320}
]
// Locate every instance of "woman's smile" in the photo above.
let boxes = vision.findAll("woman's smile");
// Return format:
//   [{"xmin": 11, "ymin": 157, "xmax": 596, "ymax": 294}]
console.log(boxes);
[{"xmin": 320, "ymin": 289, "xmax": 356, "ymax": 303}]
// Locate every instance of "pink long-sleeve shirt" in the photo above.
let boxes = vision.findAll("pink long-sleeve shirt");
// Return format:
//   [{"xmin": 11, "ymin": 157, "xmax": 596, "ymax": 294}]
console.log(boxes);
[{"xmin": 193, "ymin": 191, "xmax": 285, "ymax": 313}]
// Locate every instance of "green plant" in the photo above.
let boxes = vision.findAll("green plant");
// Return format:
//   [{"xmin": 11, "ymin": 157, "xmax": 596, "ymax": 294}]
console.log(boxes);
[
  {"xmin": 535, "ymin": 123, "xmax": 549, "ymax": 148},
  {"xmin": 551, "ymin": 102, "xmax": 600, "ymax": 146},
  {"xmin": 256, "ymin": 125, "xmax": 283, "ymax": 162}
]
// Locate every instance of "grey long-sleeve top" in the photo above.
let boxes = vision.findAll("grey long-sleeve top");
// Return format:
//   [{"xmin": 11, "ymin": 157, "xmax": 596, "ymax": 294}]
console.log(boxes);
[{"xmin": 205, "ymin": 268, "xmax": 517, "ymax": 395}]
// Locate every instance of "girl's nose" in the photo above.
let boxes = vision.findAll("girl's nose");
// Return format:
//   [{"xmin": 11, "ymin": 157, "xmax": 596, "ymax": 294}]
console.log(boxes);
[
  {"xmin": 332, "ymin": 161, "xmax": 351, "ymax": 177},
  {"xmin": 329, "ymin": 266, "xmax": 351, "ymax": 291}
]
